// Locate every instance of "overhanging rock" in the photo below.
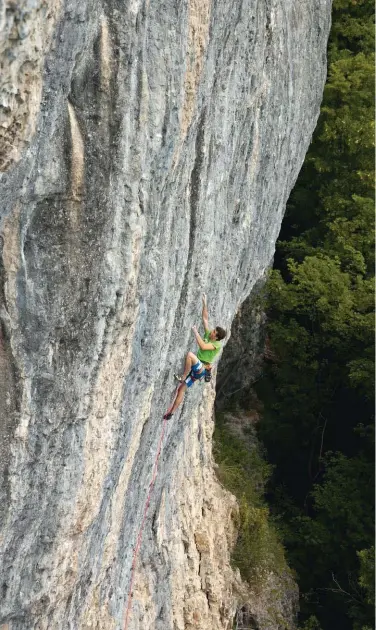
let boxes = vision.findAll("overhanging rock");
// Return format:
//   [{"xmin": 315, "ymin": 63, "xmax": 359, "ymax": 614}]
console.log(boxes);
[{"xmin": 0, "ymin": 0, "xmax": 331, "ymax": 628}]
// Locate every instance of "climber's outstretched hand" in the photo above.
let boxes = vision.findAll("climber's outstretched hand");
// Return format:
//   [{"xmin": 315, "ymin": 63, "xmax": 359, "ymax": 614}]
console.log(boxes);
[{"xmin": 202, "ymin": 294, "xmax": 209, "ymax": 331}]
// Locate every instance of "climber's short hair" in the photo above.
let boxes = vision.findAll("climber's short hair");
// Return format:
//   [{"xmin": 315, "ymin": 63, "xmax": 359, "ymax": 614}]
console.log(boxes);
[{"xmin": 215, "ymin": 326, "xmax": 226, "ymax": 341}]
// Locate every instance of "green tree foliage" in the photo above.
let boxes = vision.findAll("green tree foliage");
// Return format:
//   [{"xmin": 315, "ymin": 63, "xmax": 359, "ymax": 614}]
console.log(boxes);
[
  {"xmin": 300, "ymin": 617, "xmax": 323, "ymax": 630},
  {"xmin": 256, "ymin": 1, "xmax": 374, "ymax": 628},
  {"xmin": 357, "ymin": 547, "xmax": 375, "ymax": 605},
  {"xmin": 213, "ymin": 416, "xmax": 287, "ymax": 587}
]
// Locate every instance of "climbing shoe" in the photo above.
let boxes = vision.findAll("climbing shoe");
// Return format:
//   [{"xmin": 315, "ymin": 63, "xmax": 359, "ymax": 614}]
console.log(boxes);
[{"xmin": 163, "ymin": 411, "xmax": 173, "ymax": 420}]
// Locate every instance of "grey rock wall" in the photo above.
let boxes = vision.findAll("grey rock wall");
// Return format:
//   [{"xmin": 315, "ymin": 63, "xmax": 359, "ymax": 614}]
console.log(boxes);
[{"xmin": 0, "ymin": 0, "xmax": 331, "ymax": 628}]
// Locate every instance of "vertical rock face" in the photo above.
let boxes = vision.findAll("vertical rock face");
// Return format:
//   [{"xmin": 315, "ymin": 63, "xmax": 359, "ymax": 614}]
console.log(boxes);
[{"xmin": 0, "ymin": 1, "xmax": 331, "ymax": 629}]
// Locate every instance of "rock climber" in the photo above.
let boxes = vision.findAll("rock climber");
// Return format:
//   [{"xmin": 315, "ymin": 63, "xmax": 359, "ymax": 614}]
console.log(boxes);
[{"xmin": 163, "ymin": 294, "xmax": 226, "ymax": 420}]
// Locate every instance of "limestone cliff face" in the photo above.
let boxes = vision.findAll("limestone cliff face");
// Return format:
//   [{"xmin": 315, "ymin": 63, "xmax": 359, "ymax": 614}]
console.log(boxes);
[{"xmin": 0, "ymin": 1, "xmax": 331, "ymax": 629}]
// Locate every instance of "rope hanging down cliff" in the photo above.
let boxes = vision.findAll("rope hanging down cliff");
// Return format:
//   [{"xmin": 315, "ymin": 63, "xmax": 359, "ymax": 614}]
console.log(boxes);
[{"xmin": 123, "ymin": 409, "xmax": 170, "ymax": 630}]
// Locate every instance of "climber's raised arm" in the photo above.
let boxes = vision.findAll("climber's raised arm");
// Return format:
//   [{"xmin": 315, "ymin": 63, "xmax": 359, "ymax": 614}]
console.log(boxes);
[
  {"xmin": 202, "ymin": 293, "xmax": 209, "ymax": 333},
  {"xmin": 192, "ymin": 326, "xmax": 216, "ymax": 351}
]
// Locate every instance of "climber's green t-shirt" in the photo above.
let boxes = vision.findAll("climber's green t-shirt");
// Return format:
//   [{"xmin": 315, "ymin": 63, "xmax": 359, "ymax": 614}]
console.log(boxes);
[{"xmin": 197, "ymin": 331, "xmax": 221, "ymax": 365}]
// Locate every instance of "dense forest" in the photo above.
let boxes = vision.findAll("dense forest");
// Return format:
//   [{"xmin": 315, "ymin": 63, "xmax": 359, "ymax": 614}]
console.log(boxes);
[
  {"xmin": 215, "ymin": 1, "xmax": 374, "ymax": 629},
  {"xmin": 257, "ymin": 0, "xmax": 374, "ymax": 628}
]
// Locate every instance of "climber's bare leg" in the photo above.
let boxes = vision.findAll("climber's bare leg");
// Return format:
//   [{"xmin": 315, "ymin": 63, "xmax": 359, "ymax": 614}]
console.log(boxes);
[
  {"xmin": 181, "ymin": 351, "xmax": 199, "ymax": 381},
  {"xmin": 170, "ymin": 383, "xmax": 187, "ymax": 414}
]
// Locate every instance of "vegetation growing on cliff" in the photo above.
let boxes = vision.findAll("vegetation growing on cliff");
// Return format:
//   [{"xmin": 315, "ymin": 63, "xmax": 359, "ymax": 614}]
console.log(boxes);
[
  {"xmin": 213, "ymin": 414, "xmax": 288, "ymax": 587},
  {"xmin": 257, "ymin": 1, "xmax": 374, "ymax": 628}
]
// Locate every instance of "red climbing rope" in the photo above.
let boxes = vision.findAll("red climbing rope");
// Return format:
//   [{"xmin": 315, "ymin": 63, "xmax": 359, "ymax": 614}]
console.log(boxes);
[
  {"xmin": 122, "ymin": 396, "xmax": 175, "ymax": 630},
  {"xmin": 123, "ymin": 384, "xmax": 183, "ymax": 629}
]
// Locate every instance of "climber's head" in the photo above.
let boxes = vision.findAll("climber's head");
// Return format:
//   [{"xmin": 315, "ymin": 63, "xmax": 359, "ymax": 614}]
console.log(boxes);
[{"xmin": 210, "ymin": 326, "xmax": 226, "ymax": 342}]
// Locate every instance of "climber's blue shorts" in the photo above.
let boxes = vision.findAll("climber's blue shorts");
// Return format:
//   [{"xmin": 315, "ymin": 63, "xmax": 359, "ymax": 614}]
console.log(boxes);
[{"xmin": 185, "ymin": 361, "xmax": 206, "ymax": 388}]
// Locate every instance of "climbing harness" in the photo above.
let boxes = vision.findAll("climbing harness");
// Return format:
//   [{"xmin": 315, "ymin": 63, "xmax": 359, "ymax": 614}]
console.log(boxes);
[
  {"xmin": 189, "ymin": 368, "xmax": 200, "ymax": 381},
  {"xmin": 190, "ymin": 363, "xmax": 212, "ymax": 382},
  {"xmin": 175, "ymin": 363, "xmax": 212, "ymax": 385}
]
